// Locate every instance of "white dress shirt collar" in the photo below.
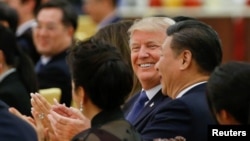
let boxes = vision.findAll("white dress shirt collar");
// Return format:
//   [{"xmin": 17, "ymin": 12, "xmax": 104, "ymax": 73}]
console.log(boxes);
[
  {"xmin": 143, "ymin": 84, "xmax": 162, "ymax": 101},
  {"xmin": 0, "ymin": 68, "xmax": 16, "ymax": 83},
  {"xmin": 16, "ymin": 19, "xmax": 35, "ymax": 37},
  {"xmin": 40, "ymin": 55, "xmax": 52, "ymax": 65},
  {"xmin": 176, "ymin": 81, "xmax": 207, "ymax": 99}
]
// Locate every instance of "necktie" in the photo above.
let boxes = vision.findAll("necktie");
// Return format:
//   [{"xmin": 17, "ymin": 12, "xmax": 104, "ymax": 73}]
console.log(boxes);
[
  {"xmin": 126, "ymin": 90, "xmax": 148, "ymax": 123},
  {"xmin": 35, "ymin": 60, "xmax": 44, "ymax": 73}
]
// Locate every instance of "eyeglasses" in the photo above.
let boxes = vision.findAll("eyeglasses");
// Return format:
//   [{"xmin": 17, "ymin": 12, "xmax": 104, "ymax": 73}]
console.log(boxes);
[{"xmin": 32, "ymin": 22, "xmax": 61, "ymax": 32}]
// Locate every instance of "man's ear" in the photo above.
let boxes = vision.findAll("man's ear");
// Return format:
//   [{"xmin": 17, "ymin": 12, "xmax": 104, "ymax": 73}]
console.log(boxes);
[
  {"xmin": 67, "ymin": 26, "xmax": 75, "ymax": 37},
  {"xmin": 179, "ymin": 50, "xmax": 192, "ymax": 70},
  {"xmin": 216, "ymin": 109, "xmax": 239, "ymax": 125}
]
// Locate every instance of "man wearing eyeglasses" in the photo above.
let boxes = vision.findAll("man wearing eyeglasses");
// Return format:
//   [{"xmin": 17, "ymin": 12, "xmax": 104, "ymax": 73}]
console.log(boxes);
[{"xmin": 33, "ymin": 0, "xmax": 78, "ymax": 107}]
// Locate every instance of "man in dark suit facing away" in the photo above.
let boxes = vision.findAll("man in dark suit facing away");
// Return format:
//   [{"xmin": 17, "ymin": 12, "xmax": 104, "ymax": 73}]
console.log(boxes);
[{"xmin": 0, "ymin": 100, "xmax": 37, "ymax": 141}]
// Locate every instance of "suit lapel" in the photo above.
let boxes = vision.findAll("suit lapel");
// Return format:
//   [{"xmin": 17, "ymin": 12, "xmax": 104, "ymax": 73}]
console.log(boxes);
[
  {"xmin": 123, "ymin": 92, "xmax": 140, "ymax": 116},
  {"xmin": 133, "ymin": 90, "xmax": 167, "ymax": 124}
]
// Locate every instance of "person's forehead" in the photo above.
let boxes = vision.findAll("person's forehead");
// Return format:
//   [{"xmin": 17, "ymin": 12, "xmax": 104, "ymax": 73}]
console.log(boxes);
[
  {"xmin": 162, "ymin": 36, "xmax": 172, "ymax": 47},
  {"xmin": 130, "ymin": 30, "xmax": 166, "ymax": 40},
  {"xmin": 37, "ymin": 8, "xmax": 63, "ymax": 20}
]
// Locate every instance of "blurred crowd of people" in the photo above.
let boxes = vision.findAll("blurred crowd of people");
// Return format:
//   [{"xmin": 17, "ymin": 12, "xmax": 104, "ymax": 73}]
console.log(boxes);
[{"xmin": 0, "ymin": 0, "xmax": 249, "ymax": 141}]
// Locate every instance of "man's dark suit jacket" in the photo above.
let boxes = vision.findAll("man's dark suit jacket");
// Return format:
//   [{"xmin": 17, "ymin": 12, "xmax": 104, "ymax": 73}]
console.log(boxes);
[
  {"xmin": 35, "ymin": 50, "xmax": 72, "ymax": 106},
  {"xmin": 141, "ymin": 83, "xmax": 216, "ymax": 141},
  {"xmin": 0, "ymin": 72, "xmax": 32, "ymax": 116},
  {"xmin": 0, "ymin": 100, "xmax": 37, "ymax": 140},
  {"xmin": 17, "ymin": 27, "xmax": 40, "ymax": 64},
  {"xmin": 123, "ymin": 90, "xmax": 171, "ymax": 137}
]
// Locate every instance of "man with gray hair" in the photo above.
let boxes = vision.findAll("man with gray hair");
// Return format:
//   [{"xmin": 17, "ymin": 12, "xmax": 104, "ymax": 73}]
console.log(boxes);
[{"xmin": 122, "ymin": 16, "xmax": 175, "ymax": 140}]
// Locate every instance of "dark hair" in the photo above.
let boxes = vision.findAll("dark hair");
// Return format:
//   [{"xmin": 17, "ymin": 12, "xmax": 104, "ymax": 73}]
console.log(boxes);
[
  {"xmin": 34, "ymin": 0, "xmax": 42, "ymax": 14},
  {"xmin": 0, "ymin": 25, "xmax": 38, "ymax": 92},
  {"xmin": 0, "ymin": 2, "xmax": 18, "ymax": 33},
  {"xmin": 166, "ymin": 20, "xmax": 223, "ymax": 73},
  {"xmin": 93, "ymin": 20, "xmax": 133, "ymax": 66},
  {"xmin": 67, "ymin": 38, "xmax": 133, "ymax": 110},
  {"xmin": 206, "ymin": 61, "xmax": 250, "ymax": 124},
  {"xmin": 36, "ymin": 0, "xmax": 78, "ymax": 31},
  {"xmin": 172, "ymin": 16, "xmax": 197, "ymax": 22},
  {"xmin": 92, "ymin": 20, "xmax": 141, "ymax": 98}
]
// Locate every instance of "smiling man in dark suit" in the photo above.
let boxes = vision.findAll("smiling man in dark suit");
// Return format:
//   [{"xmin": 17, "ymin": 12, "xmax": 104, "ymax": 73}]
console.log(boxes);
[
  {"xmin": 122, "ymin": 16, "xmax": 175, "ymax": 140},
  {"xmin": 33, "ymin": 0, "xmax": 78, "ymax": 107},
  {"xmin": 153, "ymin": 20, "xmax": 223, "ymax": 141}
]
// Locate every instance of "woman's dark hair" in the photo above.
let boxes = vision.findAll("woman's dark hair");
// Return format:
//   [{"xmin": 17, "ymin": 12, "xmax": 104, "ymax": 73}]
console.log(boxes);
[
  {"xmin": 0, "ymin": 25, "xmax": 38, "ymax": 93},
  {"xmin": 67, "ymin": 38, "xmax": 133, "ymax": 110},
  {"xmin": 93, "ymin": 20, "xmax": 141, "ymax": 99}
]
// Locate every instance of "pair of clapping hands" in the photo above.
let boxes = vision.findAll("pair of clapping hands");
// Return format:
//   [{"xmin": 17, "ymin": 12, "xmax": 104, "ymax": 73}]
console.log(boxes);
[{"xmin": 9, "ymin": 93, "xmax": 90, "ymax": 141}]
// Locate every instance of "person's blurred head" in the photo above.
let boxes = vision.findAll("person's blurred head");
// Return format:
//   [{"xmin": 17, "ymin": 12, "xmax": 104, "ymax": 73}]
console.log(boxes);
[
  {"xmin": 0, "ymin": 24, "xmax": 37, "ymax": 92},
  {"xmin": 4, "ymin": 0, "xmax": 41, "ymax": 25},
  {"xmin": 83, "ymin": 0, "xmax": 118, "ymax": 24},
  {"xmin": 206, "ymin": 61, "xmax": 250, "ymax": 125},
  {"xmin": 0, "ymin": 24, "xmax": 19, "ymax": 69},
  {"xmin": 155, "ymin": 20, "xmax": 222, "ymax": 98},
  {"xmin": 0, "ymin": 1, "xmax": 18, "ymax": 33},
  {"xmin": 33, "ymin": 0, "xmax": 78, "ymax": 57},
  {"xmin": 67, "ymin": 38, "xmax": 133, "ymax": 114},
  {"xmin": 128, "ymin": 17, "xmax": 175, "ymax": 90},
  {"xmin": 93, "ymin": 19, "xmax": 141, "ymax": 99}
]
